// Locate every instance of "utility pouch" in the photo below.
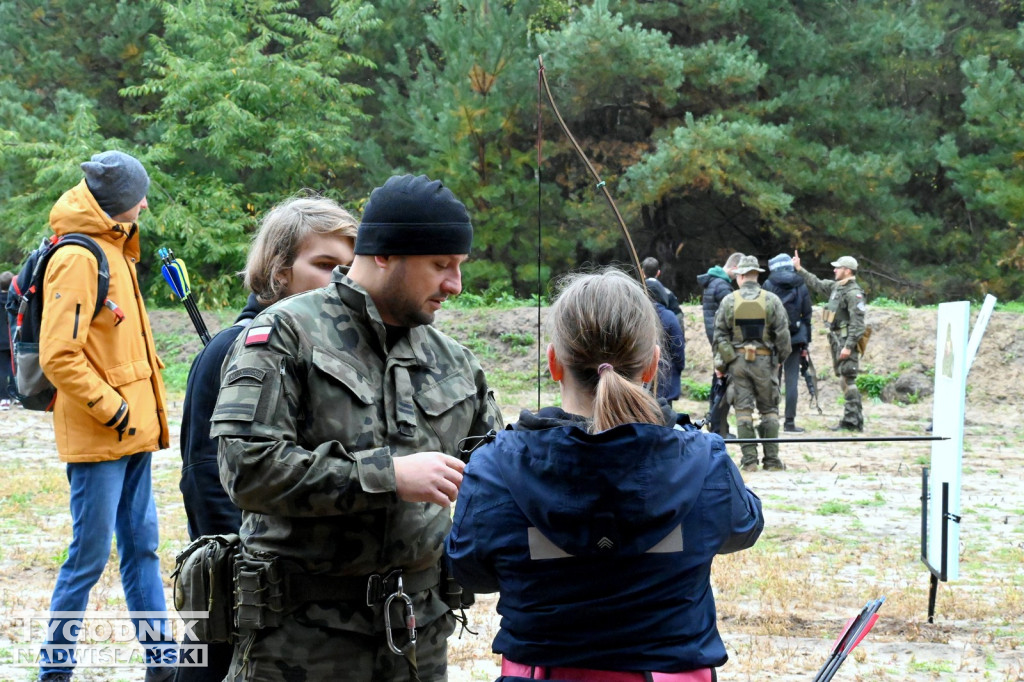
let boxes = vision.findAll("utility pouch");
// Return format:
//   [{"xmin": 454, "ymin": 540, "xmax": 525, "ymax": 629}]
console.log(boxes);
[
  {"xmin": 233, "ymin": 553, "xmax": 286, "ymax": 631},
  {"xmin": 822, "ymin": 308, "xmax": 836, "ymax": 325},
  {"xmin": 856, "ymin": 325, "xmax": 872, "ymax": 355},
  {"xmin": 171, "ymin": 534, "xmax": 240, "ymax": 643},
  {"xmin": 743, "ymin": 345, "xmax": 757, "ymax": 362}
]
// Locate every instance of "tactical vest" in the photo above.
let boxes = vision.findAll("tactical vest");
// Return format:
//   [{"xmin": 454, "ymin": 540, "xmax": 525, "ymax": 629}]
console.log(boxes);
[
  {"xmin": 733, "ymin": 289, "xmax": 767, "ymax": 342},
  {"xmin": 822, "ymin": 283, "xmax": 861, "ymax": 333}
]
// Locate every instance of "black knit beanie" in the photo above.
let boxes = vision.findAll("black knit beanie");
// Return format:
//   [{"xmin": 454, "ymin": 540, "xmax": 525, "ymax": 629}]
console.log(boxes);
[
  {"xmin": 81, "ymin": 151, "xmax": 150, "ymax": 218},
  {"xmin": 355, "ymin": 174, "xmax": 473, "ymax": 256}
]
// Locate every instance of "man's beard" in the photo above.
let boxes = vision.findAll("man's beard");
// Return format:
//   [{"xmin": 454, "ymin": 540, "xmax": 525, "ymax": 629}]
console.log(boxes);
[{"xmin": 379, "ymin": 267, "xmax": 436, "ymax": 327}]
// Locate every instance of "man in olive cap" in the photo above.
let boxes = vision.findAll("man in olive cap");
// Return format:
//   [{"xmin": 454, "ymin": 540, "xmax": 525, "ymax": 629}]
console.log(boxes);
[
  {"xmin": 713, "ymin": 255, "xmax": 791, "ymax": 471},
  {"xmin": 212, "ymin": 174, "xmax": 503, "ymax": 681},
  {"xmin": 37, "ymin": 151, "xmax": 174, "ymax": 682},
  {"xmin": 792, "ymin": 250, "xmax": 867, "ymax": 431}
]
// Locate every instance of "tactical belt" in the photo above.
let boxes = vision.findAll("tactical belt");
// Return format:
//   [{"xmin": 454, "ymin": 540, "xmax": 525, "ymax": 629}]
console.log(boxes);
[{"xmin": 284, "ymin": 566, "xmax": 440, "ymax": 607}]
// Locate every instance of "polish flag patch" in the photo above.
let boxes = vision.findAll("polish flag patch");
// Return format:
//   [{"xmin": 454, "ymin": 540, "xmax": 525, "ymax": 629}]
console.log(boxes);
[{"xmin": 245, "ymin": 325, "xmax": 274, "ymax": 346}]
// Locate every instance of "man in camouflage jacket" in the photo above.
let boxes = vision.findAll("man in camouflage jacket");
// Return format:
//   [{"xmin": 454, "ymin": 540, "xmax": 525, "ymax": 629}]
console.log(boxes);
[
  {"xmin": 211, "ymin": 175, "xmax": 503, "ymax": 681},
  {"xmin": 713, "ymin": 255, "xmax": 791, "ymax": 471},
  {"xmin": 793, "ymin": 251, "xmax": 866, "ymax": 431}
]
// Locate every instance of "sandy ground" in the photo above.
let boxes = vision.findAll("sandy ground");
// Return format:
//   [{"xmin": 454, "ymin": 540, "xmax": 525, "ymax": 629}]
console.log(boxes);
[{"xmin": 1, "ymin": 303, "xmax": 1022, "ymax": 681}]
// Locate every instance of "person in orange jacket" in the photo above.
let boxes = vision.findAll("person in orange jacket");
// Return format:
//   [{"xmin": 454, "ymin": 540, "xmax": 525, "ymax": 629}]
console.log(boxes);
[{"xmin": 37, "ymin": 151, "xmax": 174, "ymax": 682}]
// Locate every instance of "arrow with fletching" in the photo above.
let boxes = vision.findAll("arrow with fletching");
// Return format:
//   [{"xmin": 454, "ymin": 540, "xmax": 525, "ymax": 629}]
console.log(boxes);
[
  {"xmin": 158, "ymin": 247, "xmax": 211, "ymax": 346},
  {"xmin": 814, "ymin": 596, "xmax": 885, "ymax": 681}
]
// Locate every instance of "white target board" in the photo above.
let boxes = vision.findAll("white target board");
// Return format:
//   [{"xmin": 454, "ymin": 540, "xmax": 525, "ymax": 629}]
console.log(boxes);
[{"xmin": 925, "ymin": 302, "xmax": 969, "ymax": 581}]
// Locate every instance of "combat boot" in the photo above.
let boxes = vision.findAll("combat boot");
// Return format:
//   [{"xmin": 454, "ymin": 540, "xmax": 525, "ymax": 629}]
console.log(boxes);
[
  {"xmin": 760, "ymin": 421, "xmax": 785, "ymax": 471},
  {"xmin": 784, "ymin": 420, "xmax": 804, "ymax": 433},
  {"xmin": 737, "ymin": 423, "xmax": 758, "ymax": 470}
]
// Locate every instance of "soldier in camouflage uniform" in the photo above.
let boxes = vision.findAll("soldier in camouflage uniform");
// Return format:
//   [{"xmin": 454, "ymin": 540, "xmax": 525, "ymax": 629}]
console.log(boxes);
[
  {"xmin": 211, "ymin": 174, "xmax": 503, "ymax": 682},
  {"xmin": 793, "ymin": 251, "xmax": 866, "ymax": 431},
  {"xmin": 713, "ymin": 255, "xmax": 791, "ymax": 471}
]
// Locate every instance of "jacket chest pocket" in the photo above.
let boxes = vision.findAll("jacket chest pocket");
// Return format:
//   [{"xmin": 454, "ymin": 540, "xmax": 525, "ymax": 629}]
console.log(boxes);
[
  {"xmin": 308, "ymin": 346, "xmax": 383, "ymax": 449},
  {"xmin": 413, "ymin": 372, "xmax": 478, "ymax": 454}
]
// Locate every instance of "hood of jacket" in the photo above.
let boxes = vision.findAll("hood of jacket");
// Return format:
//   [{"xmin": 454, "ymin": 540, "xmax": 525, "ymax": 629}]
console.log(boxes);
[
  {"xmin": 50, "ymin": 180, "xmax": 140, "ymax": 259},
  {"xmin": 499, "ymin": 408, "xmax": 712, "ymax": 555},
  {"xmin": 697, "ymin": 266, "xmax": 731, "ymax": 289},
  {"xmin": 766, "ymin": 268, "xmax": 804, "ymax": 291},
  {"xmin": 235, "ymin": 292, "xmax": 265, "ymax": 325}
]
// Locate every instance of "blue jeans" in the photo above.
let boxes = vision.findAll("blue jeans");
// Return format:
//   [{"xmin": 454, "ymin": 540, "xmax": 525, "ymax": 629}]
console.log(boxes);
[{"xmin": 40, "ymin": 452, "xmax": 174, "ymax": 676}]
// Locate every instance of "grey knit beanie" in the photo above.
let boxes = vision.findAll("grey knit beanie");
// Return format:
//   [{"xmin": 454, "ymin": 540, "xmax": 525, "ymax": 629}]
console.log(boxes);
[{"xmin": 81, "ymin": 151, "xmax": 150, "ymax": 218}]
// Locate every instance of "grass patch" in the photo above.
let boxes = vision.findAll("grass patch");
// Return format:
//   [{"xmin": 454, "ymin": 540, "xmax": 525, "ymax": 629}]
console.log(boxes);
[
  {"xmin": 854, "ymin": 492, "xmax": 886, "ymax": 507},
  {"xmin": 449, "ymin": 290, "xmax": 546, "ymax": 309},
  {"xmin": 816, "ymin": 501, "xmax": 852, "ymax": 515},
  {"xmin": 908, "ymin": 659, "xmax": 954, "ymax": 673}
]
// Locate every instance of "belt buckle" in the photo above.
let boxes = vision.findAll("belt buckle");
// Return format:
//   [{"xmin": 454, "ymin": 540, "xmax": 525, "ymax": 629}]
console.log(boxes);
[{"xmin": 366, "ymin": 569, "xmax": 403, "ymax": 606}]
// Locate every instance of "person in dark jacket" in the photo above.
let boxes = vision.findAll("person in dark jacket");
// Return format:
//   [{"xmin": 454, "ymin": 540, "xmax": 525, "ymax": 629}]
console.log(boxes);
[
  {"xmin": 654, "ymin": 297, "xmax": 686, "ymax": 402},
  {"xmin": 176, "ymin": 195, "xmax": 357, "ymax": 682},
  {"xmin": 641, "ymin": 257, "xmax": 682, "ymax": 316},
  {"xmin": 0, "ymin": 270, "xmax": 13, "ymax": 409},
  {"xmin": 447, "ymin": 268, "xmax": 763, "ymax": 682},
  {"xmin": 642, "ymin": 258, "xmax": 686, "ymax": 401},
  {"xmin": 762, "ymin": 253, "xmax": 813, "ymax": 432},
  {"xmin": 696, "ymin": 252, "xmax": 743, "ymax": 436}
]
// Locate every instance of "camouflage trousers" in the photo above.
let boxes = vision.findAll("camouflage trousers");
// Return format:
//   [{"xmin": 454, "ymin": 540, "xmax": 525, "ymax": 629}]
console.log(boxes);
[
  {"xmin": 829, "ymin": 335, "xmax": 863, "ymax": 430},
  {"xmin": 726, "ymin": 354, "xmax": 781, "ymax": 466},
  {"xmin": 226, "ymin": 610, "xmax": 455, "ymax": 681}
]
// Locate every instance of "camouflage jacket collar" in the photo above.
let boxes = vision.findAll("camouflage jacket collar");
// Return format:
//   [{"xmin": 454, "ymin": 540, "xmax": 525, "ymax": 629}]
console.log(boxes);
[{"xmin": 332, "ymin": 270, "xmax": 437, "ymax": 366}]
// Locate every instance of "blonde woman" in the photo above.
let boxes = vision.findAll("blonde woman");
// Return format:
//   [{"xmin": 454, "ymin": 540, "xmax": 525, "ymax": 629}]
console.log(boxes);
[{"xmin": 447, "ymin": 268, "xmax": 764, "ymax": 682}]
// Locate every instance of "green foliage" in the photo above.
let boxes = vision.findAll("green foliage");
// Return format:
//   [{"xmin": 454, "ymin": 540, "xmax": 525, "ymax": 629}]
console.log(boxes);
[
  {"xmin": 449, "ymin": 289, "xmax": 545, "ymax": 309},
  {"xmin": 872, "ymin": 297, "xmax": 914, "ymax": 309},
  {"xmin": 680, "ymin": 377, "xmax": 712, "ymax": 401},
  {"xmin": 3, "ymin": 0, "xmax": 1024, "ymax": 304},
  {"xmin": 121, "ymin": 0, "xmax": 378, "ymax": 303},
  {"xmin": 857, "ymin": 372, "xmax": 896, "ymax": 399},
  {"xmin": 355, "ymin": 0, "xmax": 546, "ymax": 295}
]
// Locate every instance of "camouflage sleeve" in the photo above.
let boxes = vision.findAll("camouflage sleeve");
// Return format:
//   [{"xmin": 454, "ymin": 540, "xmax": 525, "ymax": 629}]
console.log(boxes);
[
  {"xmin": 711, "ymin": 296, "xmax": 736, "ymax": 371},
  {"xmin": 767, "ymin": 294, "xmax": 792, "ymax": 362},
  {"xmin": 844, "ymin": 287, "xmax": 867, "ymax": 351},
  {"xmin": 211, "ymin": 313, "xmax": 397, "ymax": 517},
  {"xmin": 798, "ymin": 268, "xmax": 835, "ymax": 301}
]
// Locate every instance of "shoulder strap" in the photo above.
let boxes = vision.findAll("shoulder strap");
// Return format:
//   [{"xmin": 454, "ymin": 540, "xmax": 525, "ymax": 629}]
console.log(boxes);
[{"xmin": 41, "ymin": 234, "xmax": 110, "ymax": 320}]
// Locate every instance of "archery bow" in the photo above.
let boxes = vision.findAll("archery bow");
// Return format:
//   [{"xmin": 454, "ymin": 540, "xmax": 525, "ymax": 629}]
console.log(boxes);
[{"xmin": 537, "ymin": 55, "xmax": 646, "ymax": 285}]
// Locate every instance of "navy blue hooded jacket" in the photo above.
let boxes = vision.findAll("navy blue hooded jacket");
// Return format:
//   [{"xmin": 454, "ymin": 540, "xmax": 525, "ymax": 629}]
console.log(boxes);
[
  {"xmin": 696, "ymin": 268, "xmax": 733, "ymax": 345},
  {"xmin": 447, "ymin": 408, "xmax": 764, "ymax": 672},
  {"xmin": 655, "ymin": 300, "xmax": 686, "ymax": 401},
  {"xmin": 180, "ymin": 293, "xmax": 264, "ymax": 539}
]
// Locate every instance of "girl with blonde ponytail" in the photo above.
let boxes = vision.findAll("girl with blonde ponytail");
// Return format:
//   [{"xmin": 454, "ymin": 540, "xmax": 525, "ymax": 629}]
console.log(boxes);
[{"xmin": 448, "ymin": 267, "xmax": 764, "ymax": 682}]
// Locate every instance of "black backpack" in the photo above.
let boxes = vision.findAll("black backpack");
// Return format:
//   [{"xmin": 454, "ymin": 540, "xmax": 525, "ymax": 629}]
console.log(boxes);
[
  {"xmin": 772, "ymin": 285, "xmax": 804, "ymax": 336},
  {"xmin": 5, "ymin": 234, "xmax": 111, "ymax": 411}
]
